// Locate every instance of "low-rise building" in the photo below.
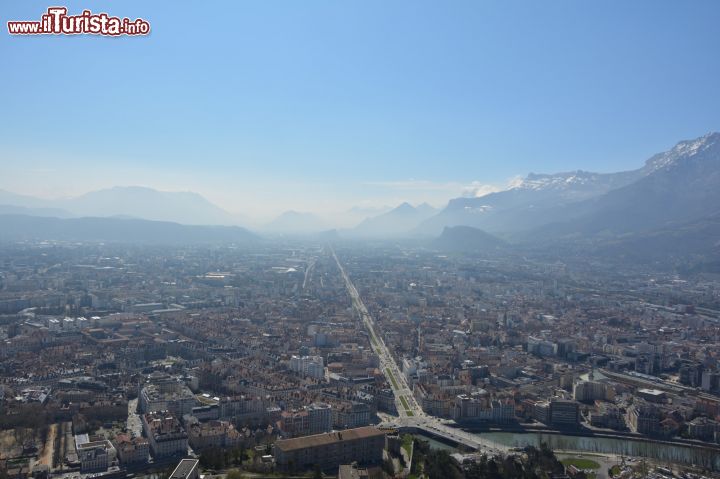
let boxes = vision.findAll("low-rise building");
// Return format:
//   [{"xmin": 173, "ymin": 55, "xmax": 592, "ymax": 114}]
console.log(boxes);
[
  {"xmin": 687, "ymin": 416, "xmax": 717, "ymax": 441},
  {"xmin": 279, "ymin": 402, "xmax": 332, "ymax": 438},
  {"xmin": 75, "ymin": 436, "xmax": 116, "ymax": 473},
  {"xmin": 452, "ymin": 394, "xmax": 514, "ymax": 423},
  {"xmin": 114, "ymin": 434, "xmax": 149, "ymax": 465},
  {"xmin": 187, "ymin": 419, "xmax": 242, "ymax": 450},
  {"xmin": 333, "ymin": 402, "xmax": 372, "ymax": 429},
  {"xmin": 549, "ymin": 399, "xmax": 579, "ymax": 428}
]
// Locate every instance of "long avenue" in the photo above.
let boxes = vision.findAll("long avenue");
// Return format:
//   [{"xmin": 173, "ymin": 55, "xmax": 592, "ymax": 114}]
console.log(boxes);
[
  {"xmin": 332, "ymin": 248, "xmax": 421, "ymax": 418},
  {"xmin": 332, "ymin": 248, "xmax": 508, "ymax": 456}
]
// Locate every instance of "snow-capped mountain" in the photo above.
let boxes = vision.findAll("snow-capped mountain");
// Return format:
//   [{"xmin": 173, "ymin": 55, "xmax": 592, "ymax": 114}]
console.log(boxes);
[
  {"xmin": 641, "ymin": 132, "xmax": 720, "ymax": 174},
  {"xmin": 417, "ymin": 132, "xmax": 720, "ymax": 237},
  {"xmin": 542, "ymin": 132, "xmax": 720, "ymax": 237},
  {"xmin": 416, "ymin": 169, "xmax": 640, "ymax": 235},
  {"xmin": 509, "ymin": 169, "xmax": 643, "ymax": 202}
]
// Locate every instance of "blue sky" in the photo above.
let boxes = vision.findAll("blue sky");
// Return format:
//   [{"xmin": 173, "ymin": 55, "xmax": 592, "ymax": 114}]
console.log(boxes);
[{"xmin": 2, "ymin": 1, "xmax": 720, "ymax": 220}]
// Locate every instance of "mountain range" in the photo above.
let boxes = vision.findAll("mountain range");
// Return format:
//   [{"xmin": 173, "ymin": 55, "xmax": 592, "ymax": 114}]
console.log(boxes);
[
  {"xmin": 0, "ymin": 132, "xmax": 719, "ymax": 262},
  {"xmin": 0, "ymin": 186, "xmax": 242, "ymax": 226},
  {"xmin": 0, "ymin": 214, "xmax": 257, "ymax": 244},
  {"xmin": 263, "ymin": 211, "xmax": 330, "ymax": 234},
  {"xmin": 429, "ymin": 133, "xmax": 720, "ymax": 262},
  {"xmin": 351, "ymin": 202, "xmax": 437, "ymax": 237},
  {"xmin": 433, "ymin": 226, "xmax": 506, "ymax": 253}
]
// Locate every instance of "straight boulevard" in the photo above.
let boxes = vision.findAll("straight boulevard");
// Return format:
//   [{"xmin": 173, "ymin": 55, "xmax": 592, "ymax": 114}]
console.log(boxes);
[{"xmin": 331, "ymin": 249, "xmax": 508, "ymax": 456}]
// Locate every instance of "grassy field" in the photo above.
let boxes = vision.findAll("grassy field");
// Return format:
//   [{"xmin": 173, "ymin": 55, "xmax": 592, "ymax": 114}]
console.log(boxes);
[
  {"xmin": 399, "ymin": 395, "xmax": 414, "ymax": 415},
  {"xmin": 401, "ymin": 434, "xmax": 413, "ymax": 456},
  {"xmin": 386, "ymin": 368, "xmax": 400, "ymax": 389},
  {"xmin": 561, "ymin": 457, "xmax": 601, "ymax": 470}
]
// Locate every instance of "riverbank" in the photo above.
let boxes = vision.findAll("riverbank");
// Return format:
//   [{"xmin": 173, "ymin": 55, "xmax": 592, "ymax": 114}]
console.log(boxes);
[
  {"xmin": 458, "ymin": 423, "xmax": 720, "ymax": 455},
  {"xmin": 478, "ymin": 431, "xmax": 720, "ymax": 471}
]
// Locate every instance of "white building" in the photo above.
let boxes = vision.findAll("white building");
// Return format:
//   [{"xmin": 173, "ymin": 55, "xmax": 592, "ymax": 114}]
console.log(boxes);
[
  {"xmin": 114, "ymin": 434, "xmax": 149, "ymax": 465},
  {"xmin": 289, "ymin": 355, "xmax": 325, "ymax": 379},
  {"xmin": 47, "ymin": 318, "xmax": 61, "ymax": 332},
  {"xmin": 573, "ymin": 380, "xmax": 615, "ymax": 402},
  {"xmin": 279, "ymin": 402, "xmax": 333, "ymax": 438},
  {"xmin": 75, "ymin": 436, "xmax": 116, "ymax": 472},
  {"xmin": 142, "ymin": 411, "xmax": 188, "ymax": 458},
  {"xmin": 139, "ymin": 375, "xmax": 198, "ymax": 418}
]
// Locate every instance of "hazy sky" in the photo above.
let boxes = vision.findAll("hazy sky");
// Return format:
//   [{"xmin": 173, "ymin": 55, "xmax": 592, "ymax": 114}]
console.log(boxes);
[{"xmin": 2, "ymin": 1, "xmax": 720, "ymax": 220}]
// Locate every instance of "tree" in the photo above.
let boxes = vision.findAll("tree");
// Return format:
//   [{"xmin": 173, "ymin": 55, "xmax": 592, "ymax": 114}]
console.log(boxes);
[
  {"xmin": 424, "ymin": 449, "xmax": 464, "ymax": 479},
  {"xmin": 226, "ymin": 469, "xmax": 243, "ymax": 479}
]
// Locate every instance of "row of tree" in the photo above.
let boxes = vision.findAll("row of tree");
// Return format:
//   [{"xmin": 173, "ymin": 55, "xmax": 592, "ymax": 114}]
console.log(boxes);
[{"xmin": 412, "ymin": 440, "xmax": 566, "ymax": 479}]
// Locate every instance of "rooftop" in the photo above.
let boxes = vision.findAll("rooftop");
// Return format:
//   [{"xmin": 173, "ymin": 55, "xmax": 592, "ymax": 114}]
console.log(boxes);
[{"xmin": 275, "ymin": 426, "xmax": 386, "ymax": 453}]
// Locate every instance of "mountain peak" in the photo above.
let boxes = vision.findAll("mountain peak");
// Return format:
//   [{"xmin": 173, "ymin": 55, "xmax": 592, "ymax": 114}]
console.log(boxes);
[
  {"xmin": 643, "ymin": 132, "xmax": 720, "ymax": 173},
  {"xmin": 394, "ymin": 202, "xmax": 415, "ymax": 211},
  {"xmin": 351, "ymin": 201, "xmax": 438, "ymax": 237},
  {"xmin": 0, "ymin": 186, "xmax": 240, "ymax": 226},
  {"xmin": 265, "ymin": 211, "xmax": 327, "ymax": 234},
  {"xmin": 415, "ymin": 202, "xmax": 436, "ymax": 213},
  {"xmin": 434, "ymin": 225, "xmax": 505, "ymax": 252},
  {"xmin": 511, "ymin": 170, "xmax": 603, "ymax": 191}
]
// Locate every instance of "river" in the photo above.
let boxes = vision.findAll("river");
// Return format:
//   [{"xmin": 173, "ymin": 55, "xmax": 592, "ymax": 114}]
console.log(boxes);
[{"xmin": 415, "ymin": 431, "xmax": 720, "ymax": 471}]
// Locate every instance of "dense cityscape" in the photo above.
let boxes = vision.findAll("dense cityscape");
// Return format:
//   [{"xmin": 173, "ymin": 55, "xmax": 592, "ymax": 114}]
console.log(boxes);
[
  {"xmin": 1, "ymin": 241, "xmax": 719, "ymax": 479},
  {"xmin": 4, "ymin": 2, "xmax": 720, "ymax": 479}
]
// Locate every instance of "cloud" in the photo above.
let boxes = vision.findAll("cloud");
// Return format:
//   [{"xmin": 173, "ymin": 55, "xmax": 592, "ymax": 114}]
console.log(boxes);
[
  {"xmin": 506, "ymin": 175, "xmax": 525, "ymax": 189},
  {"xmin": 365, "ymin": 178, "xmax": 515, "ymax": 199},
  {"xmin": 461, "ymin": 181, "xmax": 502, "ymax": 198}
]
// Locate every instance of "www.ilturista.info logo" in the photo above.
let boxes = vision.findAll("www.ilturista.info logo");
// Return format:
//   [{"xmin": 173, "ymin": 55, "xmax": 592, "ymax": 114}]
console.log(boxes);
[{"xmin": 7, "ymin": 7, "xmax": 150, "ymax": 36}]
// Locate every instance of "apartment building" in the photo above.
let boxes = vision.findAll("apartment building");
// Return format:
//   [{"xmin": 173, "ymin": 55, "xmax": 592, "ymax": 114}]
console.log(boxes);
[
  {"xmin": 274, "ymin": 426, "xmax": 386, "ymax": 473},
  {"xmin": 142, "ymin": 411, "xmax": 189, "ymax": 458}
]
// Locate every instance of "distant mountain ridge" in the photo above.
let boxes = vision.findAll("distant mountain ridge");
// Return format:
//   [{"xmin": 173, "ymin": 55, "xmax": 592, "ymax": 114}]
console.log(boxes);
[
  {"xmin": 416, "ymin": 169, "xmax": 642, "ymax": 235},
  {"xmin": 534, "ymin": 132, "xmax": 720, "ymax": 238},
  {"xmin": 0, "ymin": 214, "xmax": 258, "ymax": 244},
  {"xmin": 417, "ymin": 132, "xmax": 720, "ymax": 240},
  {"xmin": 351, "ymin": 202, "xmax": 437, "ymax": 237},
  {"xmin": 0, "ymin": 204, "xmax": 75, "ymax": 218},
  {"xmin": 434, "ymin": 226, "xmax": 505, "ymax": 253},
  {"xmin": 264, "ymin": 210, "xmax": 329, "ymax": 234},
  {"xmin": 0, "ymin": 186, "xmax": 243, "ymax": 226},
  {"xmin": 2, "ymin": 132, "xmax": 718, "ymax": 259}
]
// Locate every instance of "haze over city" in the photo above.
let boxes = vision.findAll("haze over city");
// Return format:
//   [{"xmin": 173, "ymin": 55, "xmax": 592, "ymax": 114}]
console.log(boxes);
[
  {"xmin": 3, "ymin": 1, "xmax": 720, "ymax": 221},
  {"xmin": 3, "ymin": 2, "xmax": 720, "ymax": 479}
]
